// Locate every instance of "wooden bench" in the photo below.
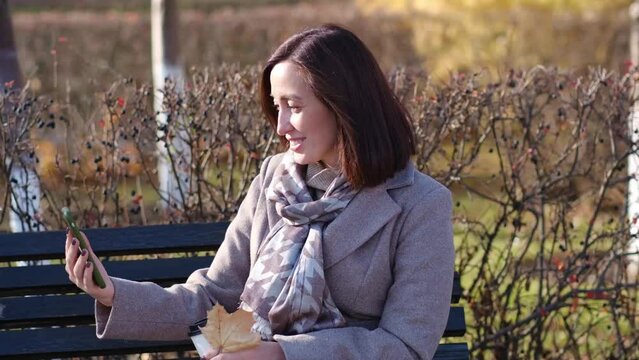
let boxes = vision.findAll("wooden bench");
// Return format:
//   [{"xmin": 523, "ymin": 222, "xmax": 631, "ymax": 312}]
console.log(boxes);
[{"xmin": 0, "ymin": 222, "xmax": 469, "ymax": 359}]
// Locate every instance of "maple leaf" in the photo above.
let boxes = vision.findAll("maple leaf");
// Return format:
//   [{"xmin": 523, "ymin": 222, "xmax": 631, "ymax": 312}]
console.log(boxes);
[{"xmin": 200, "ymin": 304, "xmax": 261, "ymax": 353}]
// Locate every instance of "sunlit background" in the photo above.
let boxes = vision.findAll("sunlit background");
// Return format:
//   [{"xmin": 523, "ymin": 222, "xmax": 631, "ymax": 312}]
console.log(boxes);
[
  {"xmin": 3, "ymin": 1, "xmax": 639, "ymax": 359},
  {"xmin": 10, "ymin": 0, "xmax": 635, "ymax": 95}
]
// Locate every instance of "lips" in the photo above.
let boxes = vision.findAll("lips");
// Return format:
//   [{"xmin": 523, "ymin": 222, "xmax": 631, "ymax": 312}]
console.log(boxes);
[{"xmin": 287, "ymin": 137, "xmax": 305, "ymax": 151}]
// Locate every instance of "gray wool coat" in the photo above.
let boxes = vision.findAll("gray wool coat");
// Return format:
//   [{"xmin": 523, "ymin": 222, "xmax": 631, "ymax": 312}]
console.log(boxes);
[{"xmin": 95, "ymin": 152, "xmax": 455, "ymax": 360}]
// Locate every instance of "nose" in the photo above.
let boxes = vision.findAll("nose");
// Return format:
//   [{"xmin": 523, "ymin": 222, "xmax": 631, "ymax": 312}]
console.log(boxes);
[{"xmin": 276, "ymin": 109, "xmax": 292, "ymax": 136}]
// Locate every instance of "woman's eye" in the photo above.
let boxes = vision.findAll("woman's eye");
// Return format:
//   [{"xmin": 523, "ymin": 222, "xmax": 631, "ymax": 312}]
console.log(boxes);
[{"xmin": 290, "ymin": 106, "xmax": 301, "ymax": 113}]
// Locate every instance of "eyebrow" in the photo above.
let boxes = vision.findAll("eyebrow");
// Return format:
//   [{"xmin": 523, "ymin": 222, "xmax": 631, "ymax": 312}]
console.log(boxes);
[{"xmin": 271, "ymin": 94, "xmax": 302, "ymax": 101}]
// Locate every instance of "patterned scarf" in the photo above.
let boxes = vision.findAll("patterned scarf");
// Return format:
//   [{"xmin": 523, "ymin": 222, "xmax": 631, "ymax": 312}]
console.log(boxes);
[{"xmin": 239, "ymin": 152, "xmax": 359, "ymax": 339}]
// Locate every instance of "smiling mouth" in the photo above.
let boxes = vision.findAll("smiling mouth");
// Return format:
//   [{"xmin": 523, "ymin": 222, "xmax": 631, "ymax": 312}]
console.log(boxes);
[{"xmin": 288, "ymin": 138, "xmax": 305, "ymax": 151}]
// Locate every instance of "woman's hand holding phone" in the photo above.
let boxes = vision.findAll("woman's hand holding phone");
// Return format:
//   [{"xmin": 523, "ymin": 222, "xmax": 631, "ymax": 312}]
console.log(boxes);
[{"xmin": 63, "ymin": 209, "xmax": 115, "ymax": 307}]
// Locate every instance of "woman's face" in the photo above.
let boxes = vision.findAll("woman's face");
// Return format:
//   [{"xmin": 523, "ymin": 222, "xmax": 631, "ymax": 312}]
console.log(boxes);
[{"xmin": 270, "ymin": 61, "xmax": 339, "ymax": 168}]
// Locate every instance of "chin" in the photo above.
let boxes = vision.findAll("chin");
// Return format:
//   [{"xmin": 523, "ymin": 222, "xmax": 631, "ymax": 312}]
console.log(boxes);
[{"xmin": 291, "ymin": 153, "xmax": 317, "ymax": 165}]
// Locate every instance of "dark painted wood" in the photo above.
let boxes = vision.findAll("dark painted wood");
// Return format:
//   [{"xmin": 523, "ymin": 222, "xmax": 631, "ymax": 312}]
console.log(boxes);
[
  {"xmin": 0, "ymin": 260, "xmax": 463, "ymax": 302},
  {"xmin": 0, "ymin": 221, "xmax": 469, "ymax": 359},
  {"xmin": 452, "ymin": 272, "xmax": 462, "ymax": 303},
  {"xmin": 0, "ymin": 294, "xmax": 466, "ymax": 337},
  {"xmin": 0, "ymin": 326, "xmax": 195, "ymax": 359},
  {"xmin": 0, "ymin": 257, "xmax": 213, "ymax": 297},
  {"xmin": 0, "ymin": 326, "xmax": 468, "ymax": 359},
  {"xmin": 434, "ymin": 343, "xmax": 470, "ymax": 360},
  {"xmin": 0, "ymin": 222, "xmax": 228, "ymax": 262},
  {"xmin": 0, "ymin": 293, "xmax": 96, "ymax": 329},
  {"xmin": 446, "ymin": 307, "xmax": 467, "ymax": 337}
]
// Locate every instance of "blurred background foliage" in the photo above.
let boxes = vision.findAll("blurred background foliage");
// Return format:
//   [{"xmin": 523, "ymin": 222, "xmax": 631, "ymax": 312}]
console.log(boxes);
[
  {"xmin": 356, "ymin": 0, "xmax": 634, "ymax": 77},
  {"xmin": 2, "ymin": 60, "xmax": 637, "ymax": 360},
  {"xmin": 3, "ymin": 0, "xmax": 639, "ymax": 358},
  {"xmin": 8, "ymin": 0, "xmax": 637, "ymax": 215},
  {"xmin": 10, "ymin": 0, "xmax": 637, "ymax": 102}
]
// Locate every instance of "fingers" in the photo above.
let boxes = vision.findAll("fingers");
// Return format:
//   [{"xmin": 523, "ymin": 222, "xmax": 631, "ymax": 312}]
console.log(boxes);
[
  {"xmin": 75, "ymin": 231, "xmax": 102, "ymax": 274},
  {"xmin": 83, "ymin": 260, "xmax": 94, "ymax": 289},
  {"xmin": 63, "ymin": 229, "xmax": 115, "ymax": 307},
  {"xmin": 203, "ymin": 348, "xmax": 220, "ymax": 359},
  {"xmin": 64, "ymin": 229, "xmax": 72, "ymax": 253},
  {"xmin": 65, "ymin": 228, "xmax": 91, "ymax": 291},
  {"xmin": 73, "ymin": 248, "xmax": 89, "ymax": 289},
  {"xmin": 65, "ymin": 232, "xmax": 80, "ymax": 280},
  {"xmin": 76, "ymin": 231, "xmax": 108, "ymax": 287},
  {"xmin": 65, "ymin": 230, "xmax": 94, "ymax": 283},
  {"xmin": 64, "ymin": 230, "xmax": 74, "ymax": 261}
]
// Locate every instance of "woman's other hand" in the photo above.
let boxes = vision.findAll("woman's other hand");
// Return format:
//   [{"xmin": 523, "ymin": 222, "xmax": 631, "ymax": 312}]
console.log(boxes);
[
  {"xmin": 64, "ymin": 230, "xmax": 115, "ymax": 307},
  {"xmin": 202, "ymin": 341, "xmax": 285, "ymax": 360}
]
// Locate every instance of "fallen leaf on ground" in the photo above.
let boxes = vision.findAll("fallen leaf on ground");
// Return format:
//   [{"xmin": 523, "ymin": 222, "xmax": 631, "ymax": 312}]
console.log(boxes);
[{"xmin": 199, "ymin": 303, "xmax": 261, "ymax": 353}]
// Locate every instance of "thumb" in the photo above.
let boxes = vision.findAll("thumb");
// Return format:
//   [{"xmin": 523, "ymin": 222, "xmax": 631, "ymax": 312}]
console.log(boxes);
[{"xmin": 205, "ymin": 348, "xmax": 221, "ymax": 359}]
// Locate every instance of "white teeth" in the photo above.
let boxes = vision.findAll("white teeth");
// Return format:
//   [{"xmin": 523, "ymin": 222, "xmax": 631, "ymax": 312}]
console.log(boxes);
[{"xmin": 288, "ymin": 138, "xmax": 304, "ymax": 151}]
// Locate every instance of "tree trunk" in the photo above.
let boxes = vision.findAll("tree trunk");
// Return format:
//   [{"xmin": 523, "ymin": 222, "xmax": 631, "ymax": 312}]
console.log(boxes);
[
  {"xmin": 628, "ymin": 1, "xmax": 639, "ymax": 282},
  {"xmin": 0, "ymin": 0, "xmax": 42, "ymax": 233},
  {"xmin": 151, "ymin": 0, "xmax": 189, "ymax": 213},
  {"xmin": 0, "ymin": 1, "xmax": 22, "ymax": 87}
]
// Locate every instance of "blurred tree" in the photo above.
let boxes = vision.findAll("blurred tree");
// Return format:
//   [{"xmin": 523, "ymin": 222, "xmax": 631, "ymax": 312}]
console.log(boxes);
[
  {"xmin": 0, "ymin": 0, "xmax": 42, "ymax": 232},
  {"xmin": 0, "ymin": 1, "xmax": 22, "ymax": 87},
  {"xmin": 628, "ymin": 0, "xmax": 639, "ymax": 282},
  {"xmin": 356, "ymin": 0, "xmax": 633, "ymax": 77},
  {"xmin": 360, "ymin": 0, "xmax": 632, "ymax": 12},
  {"xmin": 151, "ymin": 0, "xmax": 189, "ymax": 212}
]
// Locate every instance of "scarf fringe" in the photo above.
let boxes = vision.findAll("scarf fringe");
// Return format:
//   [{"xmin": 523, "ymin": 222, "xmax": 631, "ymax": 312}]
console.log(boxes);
[
  {"xmin": 240, "ymin": 302, "xmax": 273, "ymax": 340},
  {"xmin": 252, "ymin": 314, "xmax": 274, "ymax": 341}
]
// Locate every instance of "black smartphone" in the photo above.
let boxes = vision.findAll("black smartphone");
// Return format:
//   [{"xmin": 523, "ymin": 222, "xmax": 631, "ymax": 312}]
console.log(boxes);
[{"xmin": 62, "ymin": 207, "xmax": 106, "ymax": 289}]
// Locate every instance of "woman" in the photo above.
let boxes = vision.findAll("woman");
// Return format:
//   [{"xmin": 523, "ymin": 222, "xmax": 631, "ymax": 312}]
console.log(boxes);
[{"xmin": 65, "ymin": 24, "xmax": 454, "ymax": 360}]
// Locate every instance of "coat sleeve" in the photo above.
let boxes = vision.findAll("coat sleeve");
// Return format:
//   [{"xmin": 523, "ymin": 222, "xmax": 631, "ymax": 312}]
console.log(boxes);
[
  {"xmin": 95, "ymin": 156, "xmax": 271, "ymax": 340},
  {"xmin": 274, "ymin": 186, "xmax": 455, "ymax": 360}
]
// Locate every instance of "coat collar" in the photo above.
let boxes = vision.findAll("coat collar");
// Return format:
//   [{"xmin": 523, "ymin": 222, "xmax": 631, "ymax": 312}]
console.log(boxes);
[
  {"xmin": 381, "ymin": 162, "xmax": 415, "ymax": 190},
  {"xmin": 323, "ymin": 163, "xmax": 415, "ymax": 268}
]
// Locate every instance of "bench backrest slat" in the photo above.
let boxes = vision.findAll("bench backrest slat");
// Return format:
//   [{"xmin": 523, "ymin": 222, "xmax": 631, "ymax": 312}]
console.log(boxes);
[
  {"xmin": 0, "ymin": 257, "xmax": 213, "ymax": 297},
  {"xmin": 0, "ymin": 294, "xmax": 466, "ymax": 337},
  {"xmin": 0, "ymin": 292, "xmax": 467, "ymax": 337},
  {"xmin": 0, "ymin": 326, "xmax": 468, "ymax": 359},
  {"xmin": 0, "ymin": 259, "xmax": 462, "ymax": 302},
  {"xmin": 0, "ymin": 222, "xmax": 228, "ymax": 262}
]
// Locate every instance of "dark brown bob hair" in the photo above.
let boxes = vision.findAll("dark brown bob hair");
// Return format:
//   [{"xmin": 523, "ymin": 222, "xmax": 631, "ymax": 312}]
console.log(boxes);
[{"xmin": 259, "ymin": 24, "xmax": 416, "ymax": 188}]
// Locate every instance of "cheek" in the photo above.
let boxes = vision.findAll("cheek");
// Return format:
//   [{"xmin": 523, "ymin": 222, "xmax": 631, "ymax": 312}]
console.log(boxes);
[
  {"xmin": 322, "ymin": 117, "xmax": 338, "ymax": 146},
  {"xmin": 292, "ymin": 107, "xmax": 338, "ymax": 145},
  {"xmin": 289, "ymin": 115, "xmax": 304, "ymax": 132}
]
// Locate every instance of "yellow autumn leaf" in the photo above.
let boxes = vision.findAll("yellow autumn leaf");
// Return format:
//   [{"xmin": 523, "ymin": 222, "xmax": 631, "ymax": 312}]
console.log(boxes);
[{"xmin": 199, "ymin": 303, "xmax": 261, "ymax": 353}]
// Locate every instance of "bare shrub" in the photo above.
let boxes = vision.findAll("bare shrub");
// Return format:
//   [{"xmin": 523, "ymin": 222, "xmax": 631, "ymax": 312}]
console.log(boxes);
[
  {"xmin": 390, "ymin": 66, "xmax": 637, "ymax": 359},
  {"xmin": 1, "ymin": 65, "xmax": 637, "ymax": 358}
]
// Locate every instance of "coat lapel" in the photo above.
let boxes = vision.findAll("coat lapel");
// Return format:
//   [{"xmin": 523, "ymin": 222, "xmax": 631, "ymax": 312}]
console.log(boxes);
[{"xmin": 322, "ymin": 163, "xmax": 415, "ymax": 269}]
